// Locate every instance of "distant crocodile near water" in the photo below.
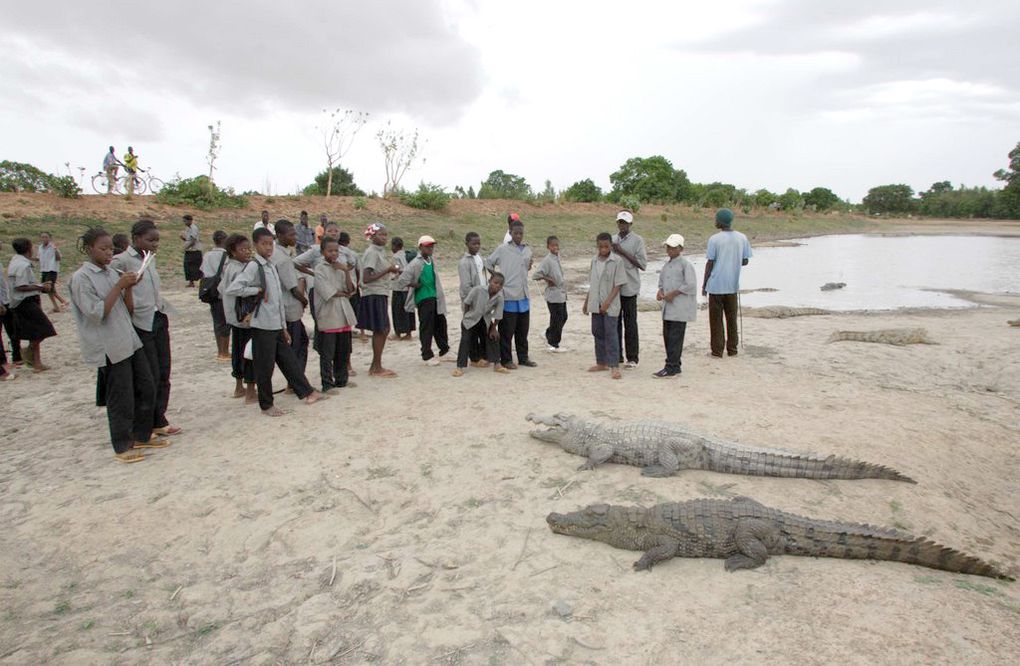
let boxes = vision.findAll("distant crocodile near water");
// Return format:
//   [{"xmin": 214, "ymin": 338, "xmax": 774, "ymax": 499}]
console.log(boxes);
[
  {"xmin": 526, "ymin": 413, "xmax": 915, "ymax": 482},
  {"xmin": 546, "ymin": 497, "xmax": 1013, "ymax": 579},
  {"xmin": 827, "ymin": 328, "xmax": 935, "ymax": 346},
  {"xmin": 820, "ymin": 282, "xmax": 846, "ymax": 291}
]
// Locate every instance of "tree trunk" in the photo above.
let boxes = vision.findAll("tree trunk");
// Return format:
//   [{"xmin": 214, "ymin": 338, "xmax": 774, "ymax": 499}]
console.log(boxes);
[{"xmin": 326, "ymin": 161, "xmax": 333, "ymax": 197}]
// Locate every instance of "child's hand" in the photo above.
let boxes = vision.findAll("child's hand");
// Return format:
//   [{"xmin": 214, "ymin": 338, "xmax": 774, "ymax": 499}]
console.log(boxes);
[
  {"xmin": 282, "ymin": 330, "xmax": 292, "ymax": 345},
  {"xmin": 39, "ymin": 282, "xmax": 52, "ymax": 293},
  {"xmin": 118, "ymin": 273, "xmax": 138, "ymax": 289},
  {"xmin": 656, "ymin": 289, "xmax": 664, "ymax": 301},
  {"xmin": 582, "ymin": 301, "xmax": 589, "ymax": 315},
  {"xmin": 599, "ymin": 300, "xmax": 610, "ymax": 314},
  {"xmin": 664, "ymin": 291, "xmax": 675, "ymax": 303}
]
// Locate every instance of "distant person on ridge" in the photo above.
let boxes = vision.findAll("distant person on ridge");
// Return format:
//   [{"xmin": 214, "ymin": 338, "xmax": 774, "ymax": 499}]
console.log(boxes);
[
  {"xmin": 253, "ymin": 210, "xmax": 275, "ymax": 236},
  {"xmin": 503, "ymin": 213, "xmax": 520, "ymax": 244},
  {"xmin": 702, "ymin": 208, "xmax": 752, "ymax": 358},
  {"xmin": 102, "ymin": 146, "xmax": 121, "ymax": 195},
  {"xmin": 122, "ymin": 146, "xmax": 139, "ymax": 198}
]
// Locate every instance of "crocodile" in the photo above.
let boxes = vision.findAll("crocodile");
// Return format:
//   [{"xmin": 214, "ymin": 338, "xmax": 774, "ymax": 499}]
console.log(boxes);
[
  {"xmin": 827, "ymin": 328, "xmax": 935, "ymax": 346},
  {"xmin": 526, "ymin": 413, "xmax": 915, "ymax": 482},
  {"xmin": 820, "ymin": 282, "xmax": 846, "ymax": 291},
  {"xmin": 742, "ymin": 306, "xmax": 832, "ymax": 318},
  {"xmin": 546, "ymin": 497, "xmax": 1013, "ymax": 579}
]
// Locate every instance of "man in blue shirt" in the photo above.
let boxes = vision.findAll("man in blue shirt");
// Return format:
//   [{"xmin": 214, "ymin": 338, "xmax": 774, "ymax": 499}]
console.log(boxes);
[{"xmin": 701, "ymin": 208, "xmax": 752, "ymax": 357}]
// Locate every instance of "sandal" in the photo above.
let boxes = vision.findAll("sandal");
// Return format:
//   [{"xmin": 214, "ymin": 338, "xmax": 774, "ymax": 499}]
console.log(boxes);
[
  {"xmin": 115, "ymin": 451, "xmax": 146, "ymax": 463},
  {"xmin": 153, "ymin": 425, "xmax": 183, "ymax": 436},
  {"xmin": 134, "ymin": 438, "xmax": 171, "ymax": 449}
]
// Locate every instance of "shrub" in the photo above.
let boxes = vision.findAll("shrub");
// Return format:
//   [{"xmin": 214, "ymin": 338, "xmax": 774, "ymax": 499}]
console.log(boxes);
[
  {"xmin": 616, "ymin": 194, "xmax": 641, "ymax": 213},
  {"xmin": 155, "ymin": 175, "xmax": 248, "ymax": 210},
  {"xmin": 400, "ymin": 182, "xmax": 451, "ymax": 211},
  {"xmin": 303, "ymin": 167, "xmax": 365, "ymax": 196},
  {"xmin": 562, "ymin": 178, "xmax": 602, "ymax": 203},
  {"xmin": 353, "ymin": 196, "xmax": 367, "ymax": 210},
  {"xmin": 0, "ymin": 161, "xmax": 81, "ymax": 198},
  {"xmin": 478, "ymin": 170, "xmax": 533, "ymax": 200}
]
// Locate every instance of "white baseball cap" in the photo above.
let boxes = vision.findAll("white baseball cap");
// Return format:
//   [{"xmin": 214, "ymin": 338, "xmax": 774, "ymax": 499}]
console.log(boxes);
[
  {"xmin": 616, "ymin": 211, "xmax": 634, "ymax": 224},
  {"xmin": 663, "ymin": 234, "xmax": 685, "ymax": 248},
  {"xmin": 417, "ymin": 235, "xmax": 437, "ymax": 246}
]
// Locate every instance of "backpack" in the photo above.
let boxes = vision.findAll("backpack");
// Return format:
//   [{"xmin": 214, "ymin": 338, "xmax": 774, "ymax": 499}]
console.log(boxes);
[
  {"xmin": 234, "ymin": 262, "xmax": 267, "ymax": 324},
  {"xmin": 198, "ymin": 252, "xmax": 228, "ymax": 304}
]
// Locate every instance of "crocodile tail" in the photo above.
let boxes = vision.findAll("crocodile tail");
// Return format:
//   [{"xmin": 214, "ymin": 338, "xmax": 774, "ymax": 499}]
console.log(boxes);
[
  {"xmin": 708, "ymin": 448, "xmax": 916, "ymax": 483},
  {"xmin": 781, "ymin": 518, "xmax": 1013, "ymax": 580}
]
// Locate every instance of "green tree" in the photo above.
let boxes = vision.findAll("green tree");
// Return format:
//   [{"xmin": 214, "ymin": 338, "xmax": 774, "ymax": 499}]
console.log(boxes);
[
  {"xmin": 537, "ymin": 179, "xmax": 556, "ymax": 203},
  {"xmin": 753, "ymin": 189, "xmax": 777, "ymax": 208},
  {"xmin": 993, "ymin": 141, "xmax": 1020, "ymax": 218},
  {"xmin": 303, "ymin": 167, "xmax": 365, "ymax": 196},
  {"xmin": 863, "ymin": 184, "xmax": 916, "ymax": 214},
  {"xmin": 0, "ymin": 161, "xmax": 80, "ymax": 198},
  {"xmin": 802, "ymin": 187, "xmax": 841, "ymax": 212},
  {"xmin": 777, "ymin": 188, "xmax": 805, "ymax": 212},
  {"xmin": 562, "ymin": 178, "xmax": 602, "ymax": 202},
  {"xmin": 478, "ymin": 170, "xmax": 533, "ymax": 199},
  {"xmin": 466, "ymin": 185, "xmax": 476, "ymax": 199},
  {"xmin": 608, "ymin": 155, "xmax": 690, "ymax": 204}
]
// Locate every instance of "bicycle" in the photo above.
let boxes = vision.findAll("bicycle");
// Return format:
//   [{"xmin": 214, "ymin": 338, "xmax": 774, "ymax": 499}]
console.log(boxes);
[{"xmin": 92, "ymin": 167, "xmax": 164, "ymax": 195}]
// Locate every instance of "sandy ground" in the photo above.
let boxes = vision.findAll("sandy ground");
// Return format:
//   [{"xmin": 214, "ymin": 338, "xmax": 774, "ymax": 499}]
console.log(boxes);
[{"xmin": 1, "ymin": 249, "xmax": 1019, "ymax": 664}]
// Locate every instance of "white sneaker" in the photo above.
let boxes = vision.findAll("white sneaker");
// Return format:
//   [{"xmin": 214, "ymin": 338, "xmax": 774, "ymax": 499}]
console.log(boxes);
[
  {"xmin": 425, "ymin": 358, "xmax": 440, "ymax": 367},
  {"xmin": 547, "ymin": 346, "xmax": 558, "ymax": 352},
  {"xmin": 624, "ymin": 361, "xmax": 638, "ymax": 369},
  {"xmin": 552, "ymin": 346, "xmax": 569, "ymax": 353}
]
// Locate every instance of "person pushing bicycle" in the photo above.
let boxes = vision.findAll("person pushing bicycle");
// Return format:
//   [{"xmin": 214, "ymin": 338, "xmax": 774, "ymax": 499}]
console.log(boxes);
[
  {"xmin": 123, "ymin": 146, "xmax": 139, "ymax": 197},
  {"xmin": 102, "ymin": 146, "xmax": 122, "ymax": 195}
]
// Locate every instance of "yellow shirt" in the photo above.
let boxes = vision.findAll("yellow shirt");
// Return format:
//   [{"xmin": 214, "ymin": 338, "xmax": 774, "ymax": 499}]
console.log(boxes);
[{"xmin": 124, "ymin": 153, "xmax": 138, "ymax": 171}]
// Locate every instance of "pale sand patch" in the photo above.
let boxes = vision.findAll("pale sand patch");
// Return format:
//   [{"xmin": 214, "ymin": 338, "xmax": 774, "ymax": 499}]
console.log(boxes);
[{"xmin": 0, "ymin": 263, "xmax": 1017, "ymax": 664}]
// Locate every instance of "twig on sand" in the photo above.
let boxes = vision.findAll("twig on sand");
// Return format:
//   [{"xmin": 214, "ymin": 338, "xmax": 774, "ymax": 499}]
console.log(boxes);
[
  {"xmin": 511, "ymin": 528, "xmax": 533, "ymax": 571},
  {"xmin": 321, "ymin": 473, "xmax": 376, "ymax": 514},
  {"xmin": 552, "ymin": 479, "xmax": 575, "ymax": 500},
  {"xmin": 529, "ymin": 564, "xmax": 559, "ymax": 578},
  {"xmin": 571, "ymin": 636, "xmax": 606, "ymax": 651},
  {"xmin": 169, "ymin": 585, "xmax": 183, "ymax": 601},
  {"xmin": 329, "ymin": 556, "xmax": 338, "ymax": 587},
  {"xmin": 329, "ymin": 638, "xmax": 366, "ymax": 661},
  {"xmin": 432, "ymin": 642, "xmax": 477, "ymax": 661}
]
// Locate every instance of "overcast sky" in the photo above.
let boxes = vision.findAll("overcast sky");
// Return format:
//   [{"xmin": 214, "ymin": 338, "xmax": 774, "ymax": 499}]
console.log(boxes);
[{"xmin": 3, "ymin": 0, "xmax": 1018, "ymax": 202}]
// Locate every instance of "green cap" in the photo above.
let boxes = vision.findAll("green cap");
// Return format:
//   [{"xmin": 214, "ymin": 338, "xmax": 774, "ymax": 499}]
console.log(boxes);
[{"xmin": 715, "ymin": 208, "xmax": 734, "ymax": 226}]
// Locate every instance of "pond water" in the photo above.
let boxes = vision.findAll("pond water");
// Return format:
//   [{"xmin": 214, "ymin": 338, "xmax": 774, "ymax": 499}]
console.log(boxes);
[{"xmin": 639, "ymin": 234, "xmax": 1020, "ymax": 311}]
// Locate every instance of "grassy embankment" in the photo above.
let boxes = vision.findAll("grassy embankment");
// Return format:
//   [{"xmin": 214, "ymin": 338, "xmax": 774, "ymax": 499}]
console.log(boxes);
[{"xmin": 0, "ymin": 193, "xmax": 882, "ymax": 279}]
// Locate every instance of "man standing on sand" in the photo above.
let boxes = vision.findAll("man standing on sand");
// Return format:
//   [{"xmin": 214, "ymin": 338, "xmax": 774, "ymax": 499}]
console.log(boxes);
[
  {"xmin": 611, "ymin": 210, "xmax": 647, "ymax": 368},
  {"xmin": 296, "ymin": 211, "xmax": 315, "ymax": 253},
  {"xmin": 702, "ymin": 208, "xmax": 752, "ymax": 358},
  {"xmin": 486, "ymin": 219, "xmax": 535, "ymax": 369},
  {"xmin": 102, "ymin": 147, "xmax": 121, "ymax": 194}
]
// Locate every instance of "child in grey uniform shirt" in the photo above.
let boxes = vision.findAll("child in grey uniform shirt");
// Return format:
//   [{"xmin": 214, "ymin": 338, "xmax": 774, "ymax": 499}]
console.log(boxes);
[
  {"xmin": 458, "ymin": 231, "xmax": 487, "ymax": 365},
  {"xmin": 225, "ymin": 228, "xmax": 327, "ymax": 416},
  {"xmin": 532, "ymin": 235, "xmax": 568, "ymax": 352},
  {"xmin": 452, "ymin": 273, "xmax": 508, "ymax": 376},
  {"xmin": 583, "ymin": 232, "xmax": 627, "ymax": 380},
  {"xmin": 654, "ymin": 234, "xmax": 697, "ymax": 377}
]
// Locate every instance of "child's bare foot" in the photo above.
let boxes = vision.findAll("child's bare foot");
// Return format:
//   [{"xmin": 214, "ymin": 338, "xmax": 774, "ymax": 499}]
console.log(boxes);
[
  {"xmin": 452, "ymin": 368, "xmax": 464, "ymax": 377},
  {"xmin": 115, "ymin": 451, "xmax": 145, "ymax": 463},
  {"xmin": 494, "ymin": 365, "xmax": 510, "ymax": 374},
  {"xmin": 472, "ymin": 360, "xmax": 490, "ymax": 368},
  {"xmin": 33, "ymin": 363, "xmax": 50, "ymax": 373},
  {"xmin": 504, "ymin": 362, "xmax": 517, "ymax": 370},
  {"xmin": 611, "ymin": 368, "xmax": 622, "ymax": 380},
  {"xmin": 348, "ymin": 369, "xmax": 358, "ymax": 377},
  {"xmin": 217, "ymin": 354, "xmax": 231, "ymax": 362},
  {"xmin": 369, "ymin": 368, "xmax": 397, "ymax": 378},
  {"xmin": 244, "ymin": 386, "xmax": 258, "ymax": 404},
  {"xmin": 305, "ymin": 391, "xmax": 328, "ymax": 405},
  {"xmin": 284, "ymin": 387, "xmax": 295, "ymax": 394},
  {"xmin": 262, "ymin": 406, "xmax": 286, "ymax": 417},
  {"xmin": 232, "ymin": 385, "xmax": 245, "ymax": 398},
  {"xmin": 587, "ymin": 365, "xmax": 608, "ymax": 372},
  {"xmin": 0, "ymin": 372, "xmax": 18, "ymax": 381}
]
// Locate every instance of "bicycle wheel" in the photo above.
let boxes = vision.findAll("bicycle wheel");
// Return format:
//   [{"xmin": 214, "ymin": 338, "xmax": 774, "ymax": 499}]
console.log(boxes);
[
  {"xmin": 147, "ymin": 177, "xmax": 164, "ymax": 194},
  {"xmin": 118, "ymin": 176, "xmax": 135, "ymax": 194},
  {"xmin": 133, "ymin": 176, "xmax": 147, "ymax": 195},
  {"xmin": 91, "ymin": 173, "xmax": 109, "ymax": 194}
]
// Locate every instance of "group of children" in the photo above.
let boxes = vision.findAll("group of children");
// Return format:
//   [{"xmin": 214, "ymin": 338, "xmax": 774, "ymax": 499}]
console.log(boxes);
[{"xmin": 1, "ymin": 209, "xmax": 701, "ymax": 459}]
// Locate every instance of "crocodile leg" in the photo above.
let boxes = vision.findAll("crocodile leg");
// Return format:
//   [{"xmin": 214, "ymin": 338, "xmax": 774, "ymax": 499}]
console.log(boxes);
[
  {"xmin": 578, "ymin": 443, "xmax": 615, "ymax": 471},
  {"xmin": 724, "ymin": 518, "xmax": 781, "ymax": 572},
  {"xmin": 641, "ymin": 446, "xmax": 681, "ymax": 477},
  {"xmin": 633, "ymin": 538, "xmax": 681, "ymax": 571}
]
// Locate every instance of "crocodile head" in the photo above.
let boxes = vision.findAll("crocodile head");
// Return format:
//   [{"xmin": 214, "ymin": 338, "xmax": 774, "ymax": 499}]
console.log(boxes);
[
  {"xmin": 526, "ymin": 412, "xmax": 579, "ymax": 445},
  {"xmin": 546, "ymin": 504, "xmax": 644, "ymax": 550}
]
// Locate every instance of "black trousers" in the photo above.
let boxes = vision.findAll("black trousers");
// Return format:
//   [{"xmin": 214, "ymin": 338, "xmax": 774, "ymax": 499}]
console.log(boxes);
[
  {"xmin": 662, "ymin": 320, "xmax": 688, "ymax": 374},
  {"xmin": 2, "ymin": 308, "xmax": 20, "ymax": 363},
  {"xmin": 457, "ymin": 320, "xmax": 499, "ymax": 368},
  {"xmin": 616, "ymin": 294, "xmax": 639, "ymax": 363},
  {"xmin": 210, "ymin": 300, "xmax": 230, "ymax": 338},
  {"xmin": 251, "ymin": 328, "xmax": 313, "ymax": 410},
  {"xmin": 230, "ymin": 325, "xmax": 255, "ymax": 383},
  {"xmin": 100, "ymin": 349, "xmax": 155, "ymax": 453},
  {"xmin": 318, "ymin": 330, "xmax": 351, "ymax": 390},
  {"xmin": 286, "ymin": 319, "xmax": 309, "ymax": 378},
  {"xmin": 545, "ymin": 302, "xmax": 568, "ymax": 348},
  {"xmin": 708, "ymin": 293, "xmax": 739, "ymax": 356},
  {"xmin": 417, "ymin": 297, "xmax": 449, "ymax": 360},
  {"xmin": 135, "ymin": 311, "xmax": 171, "ymax": 429},
  {"xmin": 391, "ymin": 291, "xmax": 415, "ymax": 335},
  {"xmin": 498, "ymin": 309, "xmax": 530, "ymax": 365}
]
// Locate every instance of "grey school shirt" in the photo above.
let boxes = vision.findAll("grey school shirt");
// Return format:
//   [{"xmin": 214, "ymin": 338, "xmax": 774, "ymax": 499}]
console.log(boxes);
[
  {"xmin": 218, "ymin": 258, "xmax": 249, "ymax": 327},
  {"xmin": 69, "ymin": 262, "xmax": 143, "ymax": 367},
  {"xmin": 225, "ymin": 254, "xmax": 286, "ymax": 331},
  {"xmin": 111, "ymin": 247, "xmax": 166, "ymax": 331},
  {"xmin": 200, "ymin": 247, "xmax": 227, "ymax": 278},
  {"xmin": 38, "ymin": 243, "xmax": 60, "ymax": 273},
  {"xmin": 313, "ymin": 261, "xmax": 358, "ymax": 331},
  {"xmin": 340, "ymin": 246, "xmax": 361, "ymax": 285},
  {"xmin": 586, "ymin": 254, "xmax": 628, "ymax": 317},
  {"xmin": 462, "ymin": 284, "xmax": 504, "ymax": 329},
  {"xmin": 6, "ymin": 254, "xmax": 35, "ymax": 307},
  {"xmin": 270, "ymin": 244, "xmax": 304, "ymax": 323},
  {"xmin": 610, "ymin": 231, "xmax": 647, "ymax": 298},
  {"xmin": 532, "ymin": 253, "xmax": 566, "ymax": 304},
  {"xmin": 0, "ymin": 260, "xmax": 9, "ymax": 305},
  {"xmin": 458, "ymin": 252, "xmax": 485, "ymax": 303},
  {"xmin": 658, "ymin": 256, "xmax": 698, "ymax": 322},
  {"xmin": 183, "ymin": 224, "xmax": 202, "ymax": 251},
  {"xmin": 485, "ymin": 242, "xmax": 532, "ymax": 301},
  {"xmin": 360, "ymin": 243, "xmax": 394, "ymax": 297}
]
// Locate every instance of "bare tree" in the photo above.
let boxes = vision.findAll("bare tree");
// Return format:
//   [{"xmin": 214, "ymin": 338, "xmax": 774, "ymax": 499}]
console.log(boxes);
[
  {"xmin": 206, "ymin": 121, "xmax": 222, "ymax": 184},
  {"xmin": 377, "ymin": 121, "xmax": 426, "ymax": 196},
  {"xmin": 318, "ymin": 108, "xmax": 368, "ymax": 197}
]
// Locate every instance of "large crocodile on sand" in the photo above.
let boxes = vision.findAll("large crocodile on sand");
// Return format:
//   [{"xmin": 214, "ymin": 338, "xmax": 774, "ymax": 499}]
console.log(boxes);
[
  {"xmin": 547, "ymin": 496, "xmax": 1013, "ymax": 579},
  {"xmin": 526, "ymin": 413, "xmax": 915, "ymax": 482}
]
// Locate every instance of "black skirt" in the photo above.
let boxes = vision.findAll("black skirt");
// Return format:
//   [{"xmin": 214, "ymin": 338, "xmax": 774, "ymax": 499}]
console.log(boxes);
[
  {"xmin": 12, "ymin": 296, "xmax": 56, "ymax": 341},
  {"xmin": 356, "ymin": 294, "xmax": 390, "ymax": 332},
  {"xmin": 184, "ymin": 250, "xmax": 203, "ymax": 281}
]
